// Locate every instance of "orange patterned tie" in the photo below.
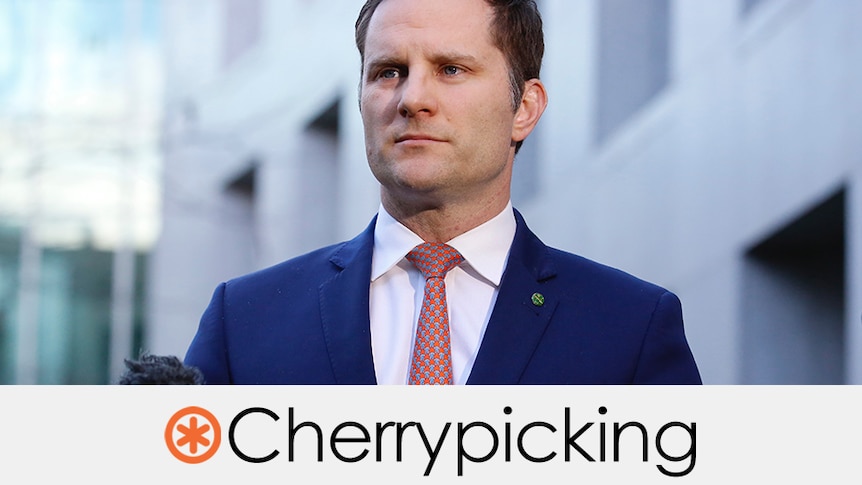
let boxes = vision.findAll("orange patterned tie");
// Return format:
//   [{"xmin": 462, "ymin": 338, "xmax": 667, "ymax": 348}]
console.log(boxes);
[{"xmin": 405, "ymin": 242, "xmax": 464, "ymax": 385}]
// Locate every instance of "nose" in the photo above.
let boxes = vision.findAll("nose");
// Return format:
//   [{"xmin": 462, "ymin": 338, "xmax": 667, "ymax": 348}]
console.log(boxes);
[{"xmin": 397, "ymin": 70, "xmax": 437, "ymax": 117}]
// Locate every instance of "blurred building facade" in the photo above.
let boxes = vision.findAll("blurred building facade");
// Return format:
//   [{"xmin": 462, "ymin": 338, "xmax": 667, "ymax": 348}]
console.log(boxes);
[
  {"xmin": 0, "ymin": 0, "xmax": 162, "ymax": 383},
  {"xmin": 150, "ymin": 0, "xmax": 862, "ymax": 384}
]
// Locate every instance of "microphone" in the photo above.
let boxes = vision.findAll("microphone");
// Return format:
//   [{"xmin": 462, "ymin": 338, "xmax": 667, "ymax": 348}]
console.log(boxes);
[{"xmin": 117, "ymin": 352, "xmax": 205, "ymax": 385}]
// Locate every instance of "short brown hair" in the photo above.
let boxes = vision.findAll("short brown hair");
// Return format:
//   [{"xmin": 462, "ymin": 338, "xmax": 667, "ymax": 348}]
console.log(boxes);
[{"xmin": 355, "ymin": 0, "xmax": 544, "ymax": 111}]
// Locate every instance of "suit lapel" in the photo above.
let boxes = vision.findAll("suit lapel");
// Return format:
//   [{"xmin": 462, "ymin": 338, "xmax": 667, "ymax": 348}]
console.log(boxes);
[
  {"xmin": 318, "ymin": 218, "xmax": 378, "ymax": 384},
  {"xmin": 467, "ymin": 211, "xmax": 558, "ymax": 384},
  {"xmin": 316, "ymin": 212, "xmax": 558, "ymax": 385}
]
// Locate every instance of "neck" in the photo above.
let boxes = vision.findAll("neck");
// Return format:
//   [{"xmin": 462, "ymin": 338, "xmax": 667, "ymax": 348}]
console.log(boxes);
[{"xmin": 381, "ymin": 192, "xmax": 509, "ymax": 242}]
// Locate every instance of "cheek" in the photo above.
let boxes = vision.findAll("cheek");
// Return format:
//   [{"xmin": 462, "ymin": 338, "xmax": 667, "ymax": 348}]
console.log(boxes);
[
  {"xmin": 361, "ymin": 86, "xmax": 395, "ymax": 115},
  {"xmin": 470, "ymin": 104, "xmax": 517, "ymax": 146},
  {"xmin": 359, "ymin": 89, "xmax": 378, "ymax": 121},
  {"xmin": 360, "ymin": 106, "xmax": 384, "ymax": 147},
  {"xmin": 462, "ymin": 85, "xmax": 516, "ymax": 128},
  {"xmin": 359, "ymin": 98, "xmax": 374, "ymax": 127}
]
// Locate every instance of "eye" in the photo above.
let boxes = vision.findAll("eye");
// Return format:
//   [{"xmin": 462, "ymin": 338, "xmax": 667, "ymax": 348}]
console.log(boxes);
[
  {"xmin": 378, "ymin": 68, "xmax": 401, "ymax": 79},
  {"xmin": 442, "ymin": 65, "xmax": 463, "ymax": 76}
]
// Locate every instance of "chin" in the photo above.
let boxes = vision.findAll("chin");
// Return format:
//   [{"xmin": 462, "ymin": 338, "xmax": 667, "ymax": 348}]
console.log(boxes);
[{"xmin": 378, "ymin": 158, "xmax": 444, "ymax": 180}]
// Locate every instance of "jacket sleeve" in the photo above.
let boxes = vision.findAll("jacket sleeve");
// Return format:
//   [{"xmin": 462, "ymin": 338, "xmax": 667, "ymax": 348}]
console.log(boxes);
[
  {"xmin": 184, "ymin": 283, "xmax": 232, "ymax": 384},
  {"xmin": 633, "ymin": 291, "xmax": 702, "ymax": 384}
]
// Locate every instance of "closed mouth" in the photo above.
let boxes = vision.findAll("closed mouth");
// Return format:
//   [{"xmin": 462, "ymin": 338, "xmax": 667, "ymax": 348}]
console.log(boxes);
[{"xmin": 396, "ymin": 134, "xmax": 445, "ymax": 143}]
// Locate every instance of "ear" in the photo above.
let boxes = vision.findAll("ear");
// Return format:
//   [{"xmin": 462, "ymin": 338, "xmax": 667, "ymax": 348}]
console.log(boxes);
[{"xmin": 512, "ymin": 79, "xmax": 548, "ymax": 143}]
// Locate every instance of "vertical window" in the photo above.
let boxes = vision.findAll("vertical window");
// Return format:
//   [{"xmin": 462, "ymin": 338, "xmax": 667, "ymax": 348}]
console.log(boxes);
[
  {"xmin": 222, "ymin": 0, "xmax": 262, "ymax": 67},
  {"xmin": 511, "ymin": 126, "xmax": 541, "ymax": 206},
  {"xmin": 299, "ymin": 98, "xmax": 341, "ymax": 250},
  {"xmin": 224, "ymin": 162, "xmax": 258, "ymax": 270},
  {"xmin": 741, "ymin": 0, "xmax": 769, "ymax": 16},
  {"xmin": 0, "ymin": 226, "xmax": 20, "ymax": 384},
  {"xmin": 595, "ymin": 0, "xmax": 670, "ymax": 144},
  {"xmin": 740, "ymin": 189, "xmax": 846, "ymax": 384}
]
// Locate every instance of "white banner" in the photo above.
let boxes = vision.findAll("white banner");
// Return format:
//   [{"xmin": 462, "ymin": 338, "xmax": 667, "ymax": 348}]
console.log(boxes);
[{"xmin": 0, "ymin": 386, "xmax": 857, "ymax": 483}]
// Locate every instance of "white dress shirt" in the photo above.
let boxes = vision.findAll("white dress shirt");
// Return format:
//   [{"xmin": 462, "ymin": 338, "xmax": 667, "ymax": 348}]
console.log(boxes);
[{"xmin": 369, "ymin": 202, "xmax": 517, "ymax": 384}]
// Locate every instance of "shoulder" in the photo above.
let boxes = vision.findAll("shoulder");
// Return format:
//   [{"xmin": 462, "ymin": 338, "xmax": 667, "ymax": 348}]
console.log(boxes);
[
  {"xmin": 223, "ymin": 216, "xmax": 376, "ymax": 296},
  {"xmin": 512, "ymin": 210, "xmax": 671, "ymax": 301},
  {"xmin": 509, "ymin": 211, "xmax": 700, "ymax": 384},
  {"xmin": 546, "ymin": 246, "xmax": 670, "ymax": 298},
  {"xmin": 228, "ymin": 242, "xmax": 343, "ymax": 290}
]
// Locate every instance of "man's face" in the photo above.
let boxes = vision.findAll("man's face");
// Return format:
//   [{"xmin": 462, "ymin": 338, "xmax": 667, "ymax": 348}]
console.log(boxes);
[{"xmin": 360, "ymin": 0, "xmax": 523, "ymax": 209}]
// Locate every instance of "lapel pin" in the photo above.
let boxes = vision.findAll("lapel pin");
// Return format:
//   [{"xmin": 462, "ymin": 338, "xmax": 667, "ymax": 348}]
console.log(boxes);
[{"xmin": 531, "ymin": 292, "xmax": 545, "ymax": 307}]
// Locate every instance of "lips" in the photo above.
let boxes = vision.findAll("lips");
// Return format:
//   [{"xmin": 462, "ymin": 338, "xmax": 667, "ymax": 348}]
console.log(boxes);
[{"xmin": 395, "ymin": 133, "xmax": 445, "ymax": 143}]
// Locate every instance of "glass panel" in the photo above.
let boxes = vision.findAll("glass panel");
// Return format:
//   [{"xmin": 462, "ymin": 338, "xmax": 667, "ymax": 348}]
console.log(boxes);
[
  {"xmin": 596, "ymin": 0, "xmax": 670, "ymax": 143},
  {"xmin": 0, "ymin": 0, "xmax": 162, "ymax": 383}
]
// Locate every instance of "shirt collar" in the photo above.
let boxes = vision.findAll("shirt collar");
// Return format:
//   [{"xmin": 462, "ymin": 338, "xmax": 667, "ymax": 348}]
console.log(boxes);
[{"xmin": 371, "ymin": 202, "xmax": 516, "ymax": 287}]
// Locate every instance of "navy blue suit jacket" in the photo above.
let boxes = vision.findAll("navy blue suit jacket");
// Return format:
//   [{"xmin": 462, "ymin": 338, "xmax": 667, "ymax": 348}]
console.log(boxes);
[{"xmin": 185, "ymin": 211, "xmax": 701, "ymax": 384}]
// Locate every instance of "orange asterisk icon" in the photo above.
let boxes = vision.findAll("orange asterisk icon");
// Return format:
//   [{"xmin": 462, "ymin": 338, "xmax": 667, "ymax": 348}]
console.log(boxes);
[
  {"xmin": 177, "ymin": 416, "xmax": 210, "ymax": 454},
  {"xmin": 165, "ymin": 406, "xmax": 222, "ymax": 464}
]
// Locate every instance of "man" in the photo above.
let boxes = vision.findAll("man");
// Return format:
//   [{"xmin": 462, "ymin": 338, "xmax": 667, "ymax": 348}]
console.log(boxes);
[{"xmin": 184, "ymin": 0, "xmax": 701, "ymax": 385}]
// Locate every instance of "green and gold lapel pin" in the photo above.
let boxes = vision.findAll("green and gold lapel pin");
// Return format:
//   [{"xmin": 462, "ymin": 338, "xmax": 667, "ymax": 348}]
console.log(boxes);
[{"xmin": 531, "ymin": 292, "xmax": 545, "ymax": 307}]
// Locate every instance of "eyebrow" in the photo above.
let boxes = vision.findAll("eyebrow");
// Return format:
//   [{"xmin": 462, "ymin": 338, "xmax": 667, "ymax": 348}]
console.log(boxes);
[
  {"xmin": 364, "ymin": 56, "xmax": 404, "ymax": 73},
  {"xmin": 364, "ymin": 51, "xmax": 483, "ymax": 76},
  {"xmin": 428, "ymin": 51, "xmax": 482, "ymax": 67}
]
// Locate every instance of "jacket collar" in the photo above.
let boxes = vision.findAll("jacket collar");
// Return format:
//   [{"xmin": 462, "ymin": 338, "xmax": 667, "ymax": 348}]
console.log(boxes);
[
  {"xmin": 467, "ymin": 210, "xmax": 559, "ymax": 384},
  {"xmin": 318, "ymin": 217, "xmax": 378, "ymax": 384},
  {"xmin": 318, "ymin": 210, "xmax": 559, "ymax": 385}
]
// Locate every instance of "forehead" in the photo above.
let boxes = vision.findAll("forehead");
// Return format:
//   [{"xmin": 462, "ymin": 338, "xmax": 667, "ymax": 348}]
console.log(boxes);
[{"xmin": 365, "ymin": 0, "xmax": 497, "ymax": 58}]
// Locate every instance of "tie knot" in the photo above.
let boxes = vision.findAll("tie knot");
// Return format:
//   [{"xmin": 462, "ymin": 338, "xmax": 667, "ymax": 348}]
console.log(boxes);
[{"xmin": 406, "ymin": 242, "xmax": 464, "ymax": 279}]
